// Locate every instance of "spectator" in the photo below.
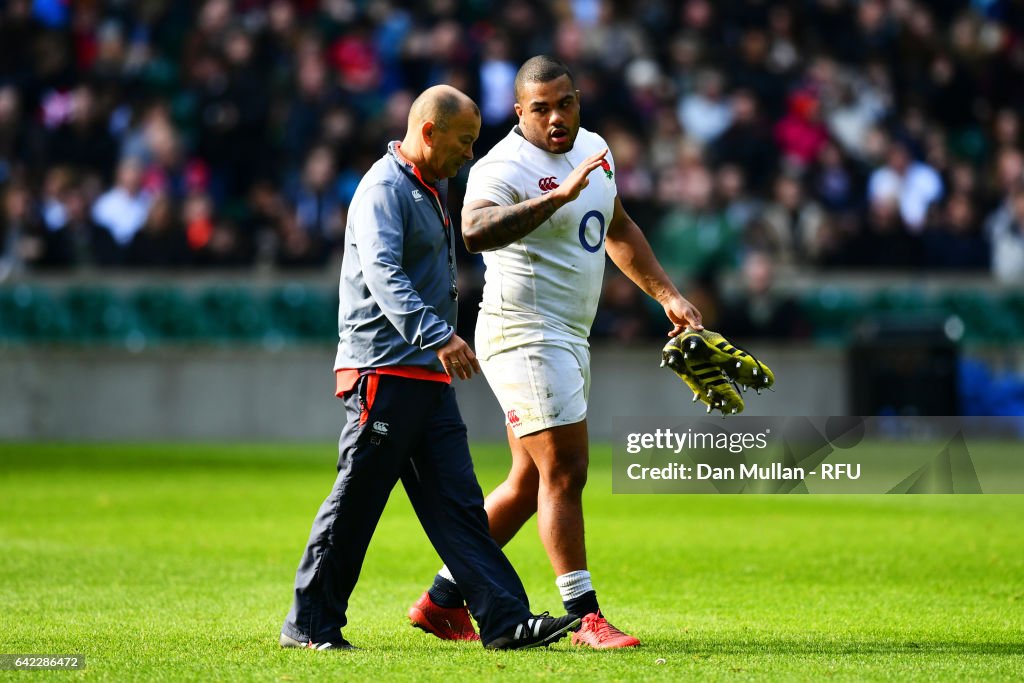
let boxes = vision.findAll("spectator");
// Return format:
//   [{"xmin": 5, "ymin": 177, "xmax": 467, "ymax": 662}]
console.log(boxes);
[
  {"xmin": 45, "ymin": 85, "xmax": 117, "ymax": 182},
  {"xmin": 774, "ymin": 89, "xmax": 829, "ymax": 169},
  {"xmin": 923, "ymin": 193, "xmax": 989, "ymax": 270},
  {"xmin": 126, "ymin": 194, "xmax": 190, "ymax": 268},
  {"xmin": 826, "ymin": 80, "xmax": 889, "ymax": 162},
  {"xmin": 182, "ymin": 192, "xmax": 215, "ymax": 255},
  {"xmin": 91, "ymin": 158, "xmax": 153, "ymax": 248},
  {"xmin": 760, "ymin": 173, "xmax": 828, "ymax": 266},
  {"xmin": 710, "ymin": 89, "xmax": 779, "ymax": 193},
  {"xmin": 991, "ymin": 108, "xmax": 1021, "ymax": 153},
  {"xmin": 729, "ymin": 28, "xmax": 788, "ymax": 120},
  {"xmin": 766, "ymin": 3, "xmax": 801, "ymax": 75},
  {"xmin": 603, "ymin": 125, "xmax": 655, "ymax": 222},
  {"xmin": 925, "ymin": 53, "xmax": 976, "ymax": 133},
  {"xmin": 123, "ymin": 105, "xmax": 210, "ymax": 201},
  {"xmin": 39, "ymin": 166, "xmax": 75, "ymax": 234},
  {"xmin": 990, "ymin": 147, "xmax": 1024, "ymax": 207},
  {"xmin": 191, "ymin": 43, "xmax": 268, "ymax": 199},
  {"xmin": 262, "ymin": 0, "xmax": 300, "ymax": 79},
  {"xmin": 677, "ymin": 69, "xmax": 732, "ymax": 145},
  {"xmin": 0, "ymin": 86, "xmax": 21, "ymax": 185},
  {"xmin": 987, "ymin": 186, "xmax": 1024, "ymax": 284},
  {"xmin": 194, "ymin": 219, "xmax": 253, "ymax": 268},
  {"xmin": 719, "ymin": 251, "xmax": 809, "ymax": 340},
  {"xmin": 182, "ymin": 0, "xmax": 232, "ymax": 77},
  {"xmin": 282, "ymin": 50, "xmax": 339, "ymax": 169},
  {"xmin": 665, "ymin": 32, "xmax": 701, "ymax": 97},
  {"xmin": 647, "ymin": 105, "xmax": 686, "ymax": 172},
  {"xmin": 288, "ymin": 145, "xmax": 344, "ymax": 250},
  {"xmin": 329, "ymin": 18, "xmax": 382, "ymax": 98},
  {"xmin": 715, "ymin": 164, "xmax": 760, "ymax": 235},
  {"xmin": 38, "ymin": 182, "xmax": 118, "ymax": 267},
  {"xmin": 809, "ymin": 142, "xmax": 863, "ymax": 215},
  {"xmin": 849, "ymin": 0, "xmax": 899, "ymax": 66},
  {"xmin": 175, "ymin": 192, "xmax": 246, "ymax": 270},
  {"xmin": 624, "ymin": 57, "xmax": 665, "ymax": 122},
  {"xmin": 652, "ymin": 161, "xmax": 738, "ymax": 281},
  {"xmin": 242, "ymin": 181, "xmax": 288, "ymax": 266},
  {"xmin": 0, "ymin": 181, "xmax": 41, "ymax": 280},
  {"xmin": 0, "ymin": 1, "xmax": 41, "ymax": 84},
  {"xmin": 847, "ymin": 198, "xmax": 924, "ymax": 269},
  {"xmin": 275, "ymin": 212, "xmax": 328, "ymax": 269},
  {"xmin": 33, "ymin": 167, "xmax": 110, "ymax": 268},
  {"xmin": 592, "ymin": 272, "xmax": 657, "ymax": 344},
  {"xmin": 867, "ymin": 140, "xmax": 944, "ymax": 232},
  {"xmin": 477, "ymin": 33, "xmax": 518, "ymax": 147}
]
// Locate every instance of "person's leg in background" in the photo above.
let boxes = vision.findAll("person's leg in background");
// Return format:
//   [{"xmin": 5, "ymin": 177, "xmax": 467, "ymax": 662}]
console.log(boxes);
[
  {"xmin": 416, "ymin": 343, "xmax": 640, "ymax": 648},
  {"xmin": 401, "ymin": 381, "xmax": 532, "ymax": 646}
]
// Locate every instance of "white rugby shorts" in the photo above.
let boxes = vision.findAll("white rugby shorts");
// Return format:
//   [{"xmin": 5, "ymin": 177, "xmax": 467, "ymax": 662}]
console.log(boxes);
[{"xmin": 479, "ymin": 342, "xmax": 591, "ymax": 436}]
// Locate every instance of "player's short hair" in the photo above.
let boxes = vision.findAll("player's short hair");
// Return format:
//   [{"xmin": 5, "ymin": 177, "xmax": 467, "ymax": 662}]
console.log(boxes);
[{"xmin": 514, "ymin": 55, "xmax": 576, "ymax": 103}]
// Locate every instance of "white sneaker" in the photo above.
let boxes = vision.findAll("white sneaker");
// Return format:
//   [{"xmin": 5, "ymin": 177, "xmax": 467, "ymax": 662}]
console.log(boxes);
[{"xmin": 279, "ymin": 632, "xmax": 357, "ymax": 650}]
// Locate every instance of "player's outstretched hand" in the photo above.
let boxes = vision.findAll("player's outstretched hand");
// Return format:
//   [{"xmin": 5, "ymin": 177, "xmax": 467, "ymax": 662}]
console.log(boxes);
[
  {"xmin": 436, "ymin": 334, "xmax": 482, "ymax": 380},
  {"xmin": 551, "ymin": 148, "xmax": 608, "ymax": 205}
]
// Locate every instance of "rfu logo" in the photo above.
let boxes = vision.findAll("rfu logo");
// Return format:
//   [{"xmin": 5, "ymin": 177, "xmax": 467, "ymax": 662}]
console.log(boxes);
[
  {"xmin": 538, "ymin": 177, "xmax": 559, "ymax": 193},
  {"xmin": 507, "ymin": 409, "xmax": 521, "ymax": 426},
  {"xmin": 372, "ymin": 421, "xmax": 389, "ymax": 435}
]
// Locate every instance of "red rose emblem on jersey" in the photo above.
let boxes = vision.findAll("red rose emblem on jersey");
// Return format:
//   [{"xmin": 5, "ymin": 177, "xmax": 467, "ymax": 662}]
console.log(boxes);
[{"xmin": 600, "ymin": 159, "xmax": 613, "ymax": 179}]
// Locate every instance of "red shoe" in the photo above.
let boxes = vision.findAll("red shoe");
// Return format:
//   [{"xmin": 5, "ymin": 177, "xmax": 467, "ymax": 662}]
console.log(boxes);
[
  {"xmin": 570, "ymin": 611, "xmax": 641, "ymax": 649},
  {"xmin": 408, "ymin": 591, "xmax": 481, "ymax": 641}
]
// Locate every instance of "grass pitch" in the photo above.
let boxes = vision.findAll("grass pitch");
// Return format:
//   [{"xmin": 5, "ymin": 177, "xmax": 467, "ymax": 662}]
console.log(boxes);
[{"xmin": 0, "ymin": 443, "xmax": 1022, "ymax": 681}]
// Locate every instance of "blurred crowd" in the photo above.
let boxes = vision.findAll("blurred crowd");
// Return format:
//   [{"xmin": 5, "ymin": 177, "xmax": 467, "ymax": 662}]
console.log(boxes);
[{"xmin": 2, "ymin": 0, "xmax": 1024, "ymax": 340}]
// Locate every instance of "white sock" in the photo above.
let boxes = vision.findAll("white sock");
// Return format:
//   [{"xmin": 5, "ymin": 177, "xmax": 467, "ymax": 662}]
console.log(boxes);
[
  {"xmin": 556, "ymin": 570, "xmax": 593, "ymax": 602},
  {"xmin": 439, "ymin": 565, "xmax": 456, "ymax": 585}
]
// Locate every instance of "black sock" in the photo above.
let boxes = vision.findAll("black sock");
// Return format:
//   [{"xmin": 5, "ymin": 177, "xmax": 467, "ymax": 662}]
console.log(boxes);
[
  {"xmin": 564, "ymin": 590, "xmax": 599, "ymax": 619},
  {"xmin": 427, "ymin": 573, "xmax": 464, "ymax": 609}
]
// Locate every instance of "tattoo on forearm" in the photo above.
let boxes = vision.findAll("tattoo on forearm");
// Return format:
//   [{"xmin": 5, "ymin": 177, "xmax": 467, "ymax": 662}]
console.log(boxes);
[{"xmin": 463, "ymin": 197, "xmax": 561, "ymax": 251}]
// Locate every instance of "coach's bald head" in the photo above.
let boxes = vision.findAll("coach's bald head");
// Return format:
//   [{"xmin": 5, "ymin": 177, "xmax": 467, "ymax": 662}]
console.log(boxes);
[
  {"xmin": 408, "ymin": 85, "xmax": 479, "ymax": 131},
  {"xmin": 401, "ymin": 86, "xmax": 481, "ymax": 183}
]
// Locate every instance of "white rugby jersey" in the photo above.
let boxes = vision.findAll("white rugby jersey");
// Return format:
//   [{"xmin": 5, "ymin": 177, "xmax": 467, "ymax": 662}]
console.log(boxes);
[{"xmin": 465, "ymin": 126, "xmax": 616, "ymax": 357}]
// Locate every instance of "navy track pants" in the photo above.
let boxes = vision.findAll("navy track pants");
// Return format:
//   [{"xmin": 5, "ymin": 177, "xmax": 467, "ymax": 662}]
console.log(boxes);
[{"xmin": 282, "ymin": 373, "xmax": 531, "ymax": 645}]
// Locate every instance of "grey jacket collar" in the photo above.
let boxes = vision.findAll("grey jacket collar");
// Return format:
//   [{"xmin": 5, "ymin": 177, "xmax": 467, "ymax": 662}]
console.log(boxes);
[{"xmin": 386, "ymin": 141, "xmax": 450, "ymax": 214}]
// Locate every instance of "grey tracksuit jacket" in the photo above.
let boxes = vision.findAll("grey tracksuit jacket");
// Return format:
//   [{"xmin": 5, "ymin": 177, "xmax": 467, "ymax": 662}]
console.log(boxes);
[{"xmin": 334, "ymin": 142, "xmax": 458, "ymax": 373}]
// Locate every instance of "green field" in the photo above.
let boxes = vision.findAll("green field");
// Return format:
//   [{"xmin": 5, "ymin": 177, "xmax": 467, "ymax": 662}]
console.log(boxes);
[{"xmin": 1, "ymin": 443, "xmax": 1022, "ymax": 682}]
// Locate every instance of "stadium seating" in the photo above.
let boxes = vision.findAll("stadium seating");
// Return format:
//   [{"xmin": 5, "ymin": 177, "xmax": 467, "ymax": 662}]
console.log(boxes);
[
  {"xmin": 196, "ymin": 286, "xmax": 269, "ymax": 341},
  {"xmin": 1, "ymin": 282, "xmax": 1022, "ymax": 347},
  {"xmin": 132, "ymin": 287, "xmax": 203, "ymax": 341},
  {"xmin": 63, "ymin": 287, "xmax": 133, "ymax": 344},
  {"xmin": 0, "ymin": 286, "xmax": 72, "ymax": 342},
  {"xmin": 800, "ymin": 287, "xmax": 869, "ymax": 344},
  {"xmin": 266, "ymin": 284, "xmax": 338, "ymax": 342},
  {"xmin": 0, "ymin": 283, "xmax": 339, "ymax": 346}
]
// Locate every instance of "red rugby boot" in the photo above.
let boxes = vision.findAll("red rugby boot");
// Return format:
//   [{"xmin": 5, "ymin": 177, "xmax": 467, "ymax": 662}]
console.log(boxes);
[
  {"xmin": 571, "ymin": 611, "xmax": 641, "ymax": 649},
  {"xmin": 408, "ymin": 591, "xmax": 480, "ymax": 641}
]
